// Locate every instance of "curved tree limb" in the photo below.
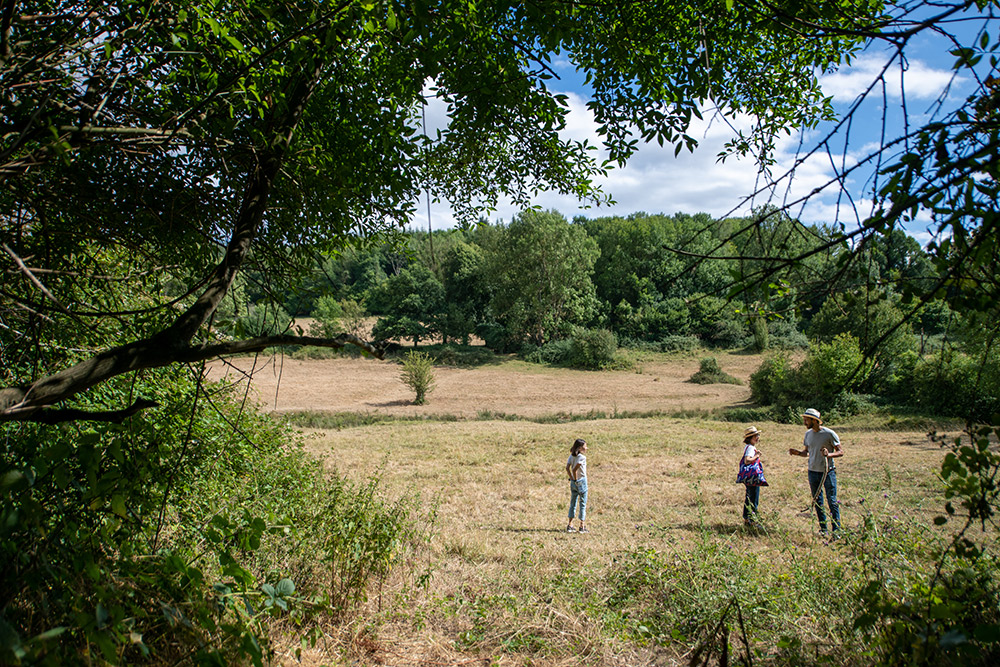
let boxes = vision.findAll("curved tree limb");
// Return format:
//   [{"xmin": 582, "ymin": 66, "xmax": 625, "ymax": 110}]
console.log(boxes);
[
  {"xmin": 0, "ymin": 333, "xmax": 382, "ymax": 422},
  {"xmin": 0, "ymin": 40, "xmax": 366, "ymax": 425}
]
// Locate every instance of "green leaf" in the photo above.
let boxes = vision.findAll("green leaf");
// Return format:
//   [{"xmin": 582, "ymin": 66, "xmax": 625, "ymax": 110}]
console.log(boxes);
[
  {"xmin": 276, "ymin": 578, "xmax": 296, "ymax": 596},
  {"xmin": 111, "ymin": 494, "xmax": 127, "ymax": 518}
]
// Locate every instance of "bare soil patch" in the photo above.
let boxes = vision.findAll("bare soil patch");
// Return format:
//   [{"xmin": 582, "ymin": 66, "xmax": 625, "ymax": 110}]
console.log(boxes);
[{"xmin": 207, "ymin": 351, "xmax": 761, "ymax": 418}]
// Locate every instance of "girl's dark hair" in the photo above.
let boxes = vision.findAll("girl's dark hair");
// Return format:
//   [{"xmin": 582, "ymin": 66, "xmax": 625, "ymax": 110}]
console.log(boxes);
[
  {"xmin": 744, "ymin": 435, "xmax": 755, "ymax": 444},
  {"xmin": 571, "ymin": 438, "xmax": 586, "ymax": 456}
]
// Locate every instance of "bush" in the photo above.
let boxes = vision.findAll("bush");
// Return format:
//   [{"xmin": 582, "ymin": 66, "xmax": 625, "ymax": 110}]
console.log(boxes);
[
  {"xmin": 912, "ymin": 351, "xmax": 1000, "ymax": 421},
  {"xmin": 830, "ymin": 392, "xmax": 879, "ymax": 418},
  {"xmin": 400, "ymin": 350, "xmax": 436, "ymax": 404},
  {"xmin": 689, "ymin": 357, "xmax": 741, "ymax": 385},
  {"xmin": 522, "ymin": 339, "xmax": 573, "ymax": 365},
  {"xmin": 477, "ymin": 322, "xmax": 519, "ymax": 353},
  {"xmin": 310, "ymin": 296, "xmax": 367, "ymax": 339},
  {"xmin": 797, "ymin": 333, "xmax": 871, "ymax": 401},
  {"xmin": 749, "ymin": 353, "xmax": 794, "ymax": 406},
  {"xmin": 0, "ymin": 369, "xmax": 430, "ymax": 665},
  {"xmin": 658, "ymin": 335, "xmax": 701, "ymax": 352},
  {"xmin": 568, "ymin": 328, "xmax": 618, "ymax": 369},
  {"xmin": 233, "ymin": 302, "xmax": 292, "ymax": 337},
  {"xmin": 705, "ymin": 319, "xmax": 749, "ymax": 349},
  {"xmin": 768, "ymin": 318, "xmax": 809, "ymax": 349},
  {"xmin": 617, "ymin": 337, "xmax": 662, "ymax": 353}
]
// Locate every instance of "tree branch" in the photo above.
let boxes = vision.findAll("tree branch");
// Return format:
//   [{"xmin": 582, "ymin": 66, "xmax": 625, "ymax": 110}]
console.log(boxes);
[
  {"xmin": 4, "ymin": 398, "xmax": 160, "ymax": 424},
  {"xmin": 0, "ymin": 333, "xmax": 382, "ymax": 422}
]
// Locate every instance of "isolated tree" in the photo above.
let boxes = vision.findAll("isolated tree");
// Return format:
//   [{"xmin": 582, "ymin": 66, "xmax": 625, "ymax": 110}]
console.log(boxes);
[
  {"xmin": 0, "ymin": 0, "xmax": 880, "ymax": 424},
  {"xmin": 369, "ymin": 264, "xmax": 446, "ymax": 346},
  {"xmin": 400, "ymin": 350, "xmax": 436, "ymax": 404},
  {"xmin": 484, "ymin": 210, "xmax": 601, "ymax": 346},
  {"xmin": 440, "ymin": 241, "xmax": 489, "ymax": 344}
]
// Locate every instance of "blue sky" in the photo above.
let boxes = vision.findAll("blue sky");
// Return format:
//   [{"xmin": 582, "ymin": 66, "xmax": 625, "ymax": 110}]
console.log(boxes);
[{"xmin": 412, "ymin": 7, "xmax": 994, "ymax": 246}]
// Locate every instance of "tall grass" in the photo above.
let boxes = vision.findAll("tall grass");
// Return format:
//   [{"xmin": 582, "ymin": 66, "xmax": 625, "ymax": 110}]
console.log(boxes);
[{"xmin": 297, "ymin": 414, "xmax": 998, "ymax": 666}]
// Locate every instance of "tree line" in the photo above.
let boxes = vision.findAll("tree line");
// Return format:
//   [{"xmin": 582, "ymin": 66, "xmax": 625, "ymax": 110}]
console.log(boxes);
[{"xmin": 227, "ymin": 206, "xmax": 995, "ymax": 421}]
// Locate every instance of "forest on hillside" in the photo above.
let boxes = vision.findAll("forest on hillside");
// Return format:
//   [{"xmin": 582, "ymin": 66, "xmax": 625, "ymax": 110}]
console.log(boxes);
[{"xmin": 227, "ymin": 207, "xmax": 995, "ymax": 423}]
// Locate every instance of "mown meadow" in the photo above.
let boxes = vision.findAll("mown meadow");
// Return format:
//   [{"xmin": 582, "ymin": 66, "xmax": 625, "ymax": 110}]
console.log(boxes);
[{"xmin": 245, "ymin": 353, "xmax": 996, "ymax": 667}]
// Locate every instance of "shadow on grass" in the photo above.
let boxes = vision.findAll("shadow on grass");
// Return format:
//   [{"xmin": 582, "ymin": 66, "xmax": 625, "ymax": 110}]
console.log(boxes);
[
  {"xmin": 492, "ymin": 526, "xmax": 578, "ymax": 534},
  {"xmin": 672, "ymin": 521, "xmax": 745, "ymax": 536},
  {"xmin": 382, "ymin": 343, "xmax": 511, "ymax": 368}
]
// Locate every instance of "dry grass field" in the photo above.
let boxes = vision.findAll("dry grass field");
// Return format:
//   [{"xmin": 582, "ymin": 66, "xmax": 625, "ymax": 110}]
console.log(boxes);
[
  {"xmin": 206, "ymin": 349, "xmax": 759, "ymax": 418},
  {"xmin": 209, "ymin": 352, "xmax": 957, "ymax": 667}
]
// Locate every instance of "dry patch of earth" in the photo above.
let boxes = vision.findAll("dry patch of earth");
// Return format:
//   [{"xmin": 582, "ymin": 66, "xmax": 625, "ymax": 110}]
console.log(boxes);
[{"xmin": 206, "ymin": 351, "xmax": 760, "ymax": 418}]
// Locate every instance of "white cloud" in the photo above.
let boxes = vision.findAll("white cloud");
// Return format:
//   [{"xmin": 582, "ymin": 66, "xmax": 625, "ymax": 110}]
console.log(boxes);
[
  {"xmin": 818, "ymin": 53, "xmax": 962, "ymax": 104},
  {"xmin": 411, "ymin": 60, "xmax": 948, "ymax": 241}
]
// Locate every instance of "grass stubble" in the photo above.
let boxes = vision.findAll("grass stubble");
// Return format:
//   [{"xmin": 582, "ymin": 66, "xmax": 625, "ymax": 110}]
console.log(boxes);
[{"xmin": 281, "ymin": 415, "xmax": 948, "ymax": 667}]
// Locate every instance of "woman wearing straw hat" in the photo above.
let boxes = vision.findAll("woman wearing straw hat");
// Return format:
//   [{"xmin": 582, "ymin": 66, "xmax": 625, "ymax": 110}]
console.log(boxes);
[
  {"xmin": 789, "ymin": 408, "xmax": 843, "ymax": 536},
  {"xmin": 740, "ymin": 426, "xmax": 766, "ymax": 527}
]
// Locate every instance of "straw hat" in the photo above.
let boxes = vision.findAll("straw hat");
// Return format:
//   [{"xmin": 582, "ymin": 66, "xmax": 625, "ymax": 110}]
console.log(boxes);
[
  {"xmin": 744, "ymin": 426, "xmax": 762, "ymax": 438},
  {"xmin": 802, "ymin": 408, "xmax": 823, "ymax": 423}
]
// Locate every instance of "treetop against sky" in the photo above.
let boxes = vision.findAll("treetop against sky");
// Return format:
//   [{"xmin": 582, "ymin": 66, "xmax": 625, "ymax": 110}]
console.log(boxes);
[{"xmin": 413, "ymin": 1, "xmax": 998, "ymax": 249}]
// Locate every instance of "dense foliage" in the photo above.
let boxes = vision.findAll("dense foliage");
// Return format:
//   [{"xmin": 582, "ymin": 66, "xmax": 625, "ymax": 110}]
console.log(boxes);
[
  {"xmin": 2, "ymin": 0, "xmax": 999, "ymax": 663},
  {"xmin": 0, "ymin": 369, "xmax": 430, "ymax": 664}
]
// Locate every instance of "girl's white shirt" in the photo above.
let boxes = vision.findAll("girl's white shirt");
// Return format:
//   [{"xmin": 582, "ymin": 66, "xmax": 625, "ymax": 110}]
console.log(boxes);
[
  {"xmin": 743, "ymin": 444, "xmax": 758, "ymax": 461},
  {"xmin": 567, "ymin": 453, "xmax": 587, "ymax": 479}
]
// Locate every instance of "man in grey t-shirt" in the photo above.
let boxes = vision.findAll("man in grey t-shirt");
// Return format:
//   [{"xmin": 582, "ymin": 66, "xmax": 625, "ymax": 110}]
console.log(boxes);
[{"xmin": 788, "ymin": 408, "xmax": 843, "ymax": 535}]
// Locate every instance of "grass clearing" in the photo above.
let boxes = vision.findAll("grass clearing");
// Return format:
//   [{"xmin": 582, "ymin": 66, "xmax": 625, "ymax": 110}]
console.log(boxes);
[{"xmin": 286, "ymin": 415, "xmax": 952, "ymax": 666}]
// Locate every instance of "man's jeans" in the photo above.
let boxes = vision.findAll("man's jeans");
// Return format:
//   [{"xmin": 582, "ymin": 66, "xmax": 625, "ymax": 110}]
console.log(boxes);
[
  {"xmin": 808, "ymin": 469, "xmax": 840, "ymax": 533},
  {"xmin": 568, "ymin": 478, "xmax": 588, "ymax": 521}
]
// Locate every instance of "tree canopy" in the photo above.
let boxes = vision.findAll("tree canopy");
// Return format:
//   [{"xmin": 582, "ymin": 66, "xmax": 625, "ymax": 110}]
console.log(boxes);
[{"xmin": 0, "ymin": 0, "xmax": 879, "ymax": 423}]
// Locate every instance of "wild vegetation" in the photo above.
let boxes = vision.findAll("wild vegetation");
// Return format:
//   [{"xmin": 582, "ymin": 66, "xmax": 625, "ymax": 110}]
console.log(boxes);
[
  {"xmin": 283, "ymin": 400, "xmax": 998, "ymax": 667},
  {"xmin": 2, "ymin": 0, "xmax": 999, "ymax": 665}
]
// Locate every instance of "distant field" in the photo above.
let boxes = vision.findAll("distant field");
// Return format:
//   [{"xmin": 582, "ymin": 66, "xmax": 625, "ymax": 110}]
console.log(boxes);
[
  {"xmin": 206, "ymin": 350, "xmax": 760, "ymax": 418},
  {"xmin": 208, "ymin": 353, "xmax": 956, "ymax": 666}
]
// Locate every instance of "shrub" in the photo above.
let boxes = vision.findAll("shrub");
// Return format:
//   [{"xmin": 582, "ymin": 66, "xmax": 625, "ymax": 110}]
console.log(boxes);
[
  {"xmin": 233, "ymin": 302, "xmax": 292, "ymax": 337},
  {"xmin": 912, "ymin": 351, "xmax": 1000, "ymax": 421},
  {"xmin": 830, "ymin": 392, "xmax": 879, "ymax": 418},
  {"xmin": 0, "ymin": 369, "xmax": 431, "ymax": 665},
  {"xmin": 706, "ymin": 319, "xmax": 749, "ymax": 349},
  {"xmin": 749, "ymin": 316, "xmax": 769, "ymax": 351},
  {"xmin": 796, "ymin": 333, "xmax": 871, "ymax": 401},
  {"xmin": 523, "ymin": 339, "xmax": 573, "ymax": 365},
  {"xmin": 400, "ymin": 350, "xmax": 437, "ymax": 404},
  {"xmin": 768, "ymin": 318, "xmax": 809, "ymax": 349},
  {"xmin": 617, "ymin": 337, "xmax": 662, "ymax": 353},
  {"xmin": 568, "ymin": 328, "xmax": 618, "ymax": 369},
  {"xmin": 477, "ymin": 322, "xmax": 520, "ymax": 353},
  {"xmin": 749, "ymin": 353, "xmax": 794, "ymax": 406},
  {"xmin": 689, "ymin": 357, "xmax": 741, "ymax": 385},
  {"xmin": 311, "ymin": 296, "xmax": 367, "ymax": 339},
  {"xmin": 311, "ymin": 294, "xmax": 345, "ymax": 336},
  {"xmin": 658, "ymin": 335, "xmax": 700, "ymax": 352}
]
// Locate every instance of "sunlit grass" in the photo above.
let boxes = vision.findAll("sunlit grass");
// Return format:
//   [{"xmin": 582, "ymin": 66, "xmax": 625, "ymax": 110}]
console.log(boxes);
[{"xmin": 295, "ymin": 415, "xmax": 953, "ymax": 665}]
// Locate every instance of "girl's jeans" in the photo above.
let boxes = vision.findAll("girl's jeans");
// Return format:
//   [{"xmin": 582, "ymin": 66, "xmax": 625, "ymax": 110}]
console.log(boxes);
[
  {"xmin": 808, "ymin": 469, "xmax": 841, "ymax": 533},
  {"xmin": 743, "ymin": 484, "xmax": 760, "ymax": 522},
  {"xmin": 568, "ymin": 478, "xmax": 588, "ymax": 521}
]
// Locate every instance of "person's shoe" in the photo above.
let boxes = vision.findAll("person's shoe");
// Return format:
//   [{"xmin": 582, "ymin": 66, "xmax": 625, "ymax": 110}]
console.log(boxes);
[
  {"xmin": 579, "ymin": 527, "xmax": 589, "ymax": 533},
  {"xmin": 566, "ymin": 526, "xmax": 576, "ymax": 533}
]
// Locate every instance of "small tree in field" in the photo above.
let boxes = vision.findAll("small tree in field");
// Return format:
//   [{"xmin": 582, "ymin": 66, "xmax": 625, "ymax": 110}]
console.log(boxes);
[{"xmin": 401, "ymin": 351, "xmax": 436, "ymax": 405}]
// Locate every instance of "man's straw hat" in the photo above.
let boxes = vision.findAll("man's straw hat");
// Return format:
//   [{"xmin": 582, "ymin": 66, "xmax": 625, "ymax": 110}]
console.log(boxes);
[{"xmin": 802, "ymin": 408, "xmax": 823, "ymax": 423}]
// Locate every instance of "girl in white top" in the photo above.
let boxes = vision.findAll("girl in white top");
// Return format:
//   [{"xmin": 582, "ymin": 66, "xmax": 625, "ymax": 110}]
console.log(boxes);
[
  {"xmin": 566, "ymin": 438, "xmax": 589, "ymax": 533},
  {"xmin": 741, "ymin": 426, "xmax": 763, "ymax": 526}
]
